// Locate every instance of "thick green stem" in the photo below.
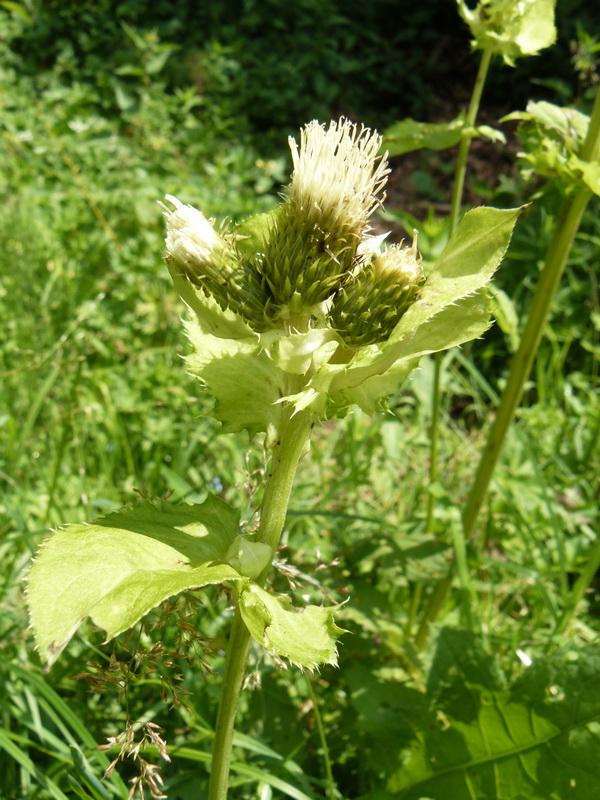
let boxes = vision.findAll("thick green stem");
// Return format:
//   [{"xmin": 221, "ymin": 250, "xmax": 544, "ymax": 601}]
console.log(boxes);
[
  {"xmin": 417, "ymin": 86, "xmax": 600, "ymax": 649},
  {"xmin": 461, "ymin": 191, "xmax": 592, "ymax": 534},
  {"xmin": 208, "ymin": 408, "xmax": 314, "ymax": 800},
  {"xmin": 426, "ymin": 46, "xmax": 494, "ymax": 533}
]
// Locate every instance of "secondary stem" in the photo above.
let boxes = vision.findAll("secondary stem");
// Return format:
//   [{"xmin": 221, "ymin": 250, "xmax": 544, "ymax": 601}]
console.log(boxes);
[
  {"xmin": 463, "ymin": 85, "xmax": 600, "ymax": 541},
  {"xmin": 417, "ymin": 85, "xmax": 600, "ymax": 649},
  {"xmin": 208, "ymin": 407, "xmax": 314, "ymax": 800},
  {"xmin": 426, "ymin": 46, "xmax": 494, "ymax": 533}
]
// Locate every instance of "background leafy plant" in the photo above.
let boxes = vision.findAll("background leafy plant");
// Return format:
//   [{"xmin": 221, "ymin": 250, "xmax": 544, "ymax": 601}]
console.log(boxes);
[{"xmin": 1, "ymin": 0, "xmax": 600, "ymax": 798}]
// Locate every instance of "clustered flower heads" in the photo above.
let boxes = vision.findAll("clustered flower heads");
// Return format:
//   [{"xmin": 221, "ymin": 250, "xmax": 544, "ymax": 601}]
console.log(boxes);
[
  {"xmin": 163, "ymin": 118, "xmax": 423, "ymax": 348},
  {"xmin": 163, "ymin": 118, "xmax": 519, "ymax": 430}
]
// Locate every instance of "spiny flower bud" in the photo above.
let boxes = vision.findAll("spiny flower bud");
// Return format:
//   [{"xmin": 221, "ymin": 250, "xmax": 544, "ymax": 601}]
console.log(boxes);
[
  {"xmin": 260, "ymin": 119, "xmax": 390, "ymax": 315},
  {"xmin": 329, "ymin": 238, "xmax": 424, "ymax": 348},
  {"xmin": 162, "ymin": 195, "xmax": 271, "ymax": 330},
  {"xmin": 163, "ymin": 194, "xmax": 223, "ymax": 269}
]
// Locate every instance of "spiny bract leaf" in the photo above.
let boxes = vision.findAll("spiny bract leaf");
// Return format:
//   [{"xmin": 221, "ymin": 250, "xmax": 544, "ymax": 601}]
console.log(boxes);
[
  {"xmin": 185, "ymin": 317, "xmax": 286, "ymax": 437},
  {"xmin": 239, "ymin": 583, "xmax": 345, "ymax": 670},
  {"xmin": 379, "ymin": 632, "xmax": 600, "ymax": 799},
  {"xmin": 27, "ymin": 496, "xmax": 245, "ymax": 667}
]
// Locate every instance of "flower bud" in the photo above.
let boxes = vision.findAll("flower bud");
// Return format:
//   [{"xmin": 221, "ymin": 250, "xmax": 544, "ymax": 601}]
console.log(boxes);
[
  {"xmin": 162, "ymin": 195, "xmax": 271, "ymax": 330},
  {"xmin": 329, "ymin": 238, "xmax": 424, "ymax": 348}
]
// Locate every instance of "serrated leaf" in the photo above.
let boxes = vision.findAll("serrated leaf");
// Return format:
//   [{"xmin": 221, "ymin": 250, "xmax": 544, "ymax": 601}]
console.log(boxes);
[
  {"xmin": 185, "ymin": 317, "xmax": 286, "ymax": 436},
  {"xmin": 239, "ymin": 584, "xmax": 345, "ymax": 669},
  {"xmin": 383, "ymin": 635, "xmax": 600, "ymax": 799},
  {"xmin": 28, "ymin": 497, "xmax": 245, "ymax": 667}
]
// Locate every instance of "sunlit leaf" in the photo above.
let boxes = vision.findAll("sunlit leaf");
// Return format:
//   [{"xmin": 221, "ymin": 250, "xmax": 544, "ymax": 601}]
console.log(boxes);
[
  {"xmin": 239, "ymin": 583, "xmax": 345, "ymax": 669},
  {"xmin": 28, "ymin": 497, "xmax": 245, "ymax": 667}
]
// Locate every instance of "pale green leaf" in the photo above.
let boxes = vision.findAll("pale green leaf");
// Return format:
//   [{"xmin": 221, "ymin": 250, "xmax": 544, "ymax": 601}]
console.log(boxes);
[
  {"xmin": 261, "ymin": 327, "xmax": 339, "ymax": 375},
  {"xmin": 521, "ymin": 145, "xmax": 600, "ymax": 195},
  {"xmin": 166, "ymin": 259, "xmax": 254, "ymax": 340},
  {"xmin": 382, "ymin": 116, "xmax": 466, "ymax": 157},
  {"xmin": 233, "ymin": 208, "xmax": 279, "ymax": 257},
  {"xmin": 505, "ymin": 100, "xmax": 590, "ymax": 143},
  {"xmin": 468, "ymin": 124, "xmax": 506, "ymax": 144},
  {"xmin": 185, "ymin": 317, "xmax": 286, "ymax": 436},
  {"xmin": 226, "ymin": 536, "xmax": 272, "ymax": 579},
  {"xmin": 28, "ymin": 497, "xmax": 245, "ymax": 667},
  {"xmin": 383, "ymin": 116, "xmax": 505, "ymax": 157},
  {"xmin": 491, "ymin": 285, "xmax": 520, "ymax": 351},
  {"xmin": 239, "ymin": 584, "xmax": 345, "ymax": 669},
  {"xmin": 505, "ymin": 101, "xmax": 597, "ymax": 193}
]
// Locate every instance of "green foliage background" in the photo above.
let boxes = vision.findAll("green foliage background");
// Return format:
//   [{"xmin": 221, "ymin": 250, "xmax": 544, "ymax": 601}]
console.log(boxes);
[{"xmin": 1, "ymin": 1, "xmax": 600, "ymax": 798}]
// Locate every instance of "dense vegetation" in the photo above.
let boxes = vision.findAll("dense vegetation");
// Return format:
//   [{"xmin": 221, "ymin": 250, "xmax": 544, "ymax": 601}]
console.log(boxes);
[{"xmin": 1, "ymin": 1, "xmax": 600, "ymax": 799}]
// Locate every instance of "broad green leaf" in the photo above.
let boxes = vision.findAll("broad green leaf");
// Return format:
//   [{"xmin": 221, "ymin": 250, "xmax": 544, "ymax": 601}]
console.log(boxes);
[
  {"xmin": 457, "ymin": 0, "xmax": 556, "ymax": 64},
  {"xmin": 383, "ymin": 116, "xmax": 505, "ymax": 157},
  {"xmin": 345, "ymin": 662, "xmax": 434, "ymax": 785},
  {"xmin": 185, "ymin": 317, "xmax": 286, "ymax": 436},
  {"xmin": 239, "ymin": 583, "xmax": 345, "ymax": 669},
  {"xmin": 28, "ymin": 497, "xmax": 245, "ymax": 667},
  {"xmin": 379, "ymin": 633, "xmax": 600, "ymax": 799}
]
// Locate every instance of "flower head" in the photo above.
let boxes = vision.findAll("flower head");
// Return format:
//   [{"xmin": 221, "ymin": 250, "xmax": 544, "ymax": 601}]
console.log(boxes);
[
  {"xmin": 259, "ymin": 119, "xmax": 391, "ymax": 315},
  {"xmin": 329, "ymin": 237, "xmax": 424, "ymax": 348},
  {"xmin": 288, "ymin": 119, "xmax": 389, "ymax": 236},
  {"xmin": 163, "ymin": 194, "xmax": 223, "ymax": 271}
]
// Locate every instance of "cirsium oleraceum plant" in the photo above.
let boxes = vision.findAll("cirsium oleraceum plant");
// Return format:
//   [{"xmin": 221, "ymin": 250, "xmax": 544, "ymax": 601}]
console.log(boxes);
[
  {"xmin": 27, "ymin": 118, "xmax": 521, "ymax": 799},
  {"xmin": 163, "ymin": 119, "xmax": 521, "ymax": 433}
]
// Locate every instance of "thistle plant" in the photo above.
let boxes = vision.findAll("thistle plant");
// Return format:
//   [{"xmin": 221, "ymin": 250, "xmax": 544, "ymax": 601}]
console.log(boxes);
[{"xmin": 27, "ymin": 118, "xmax": 520, "ymax": 799}]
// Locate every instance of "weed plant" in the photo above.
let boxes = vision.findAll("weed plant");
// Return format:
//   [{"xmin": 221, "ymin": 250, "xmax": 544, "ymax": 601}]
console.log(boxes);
[{"xmin": 1, "ymin": 2, "xmax": 600, "ymax": 800}]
